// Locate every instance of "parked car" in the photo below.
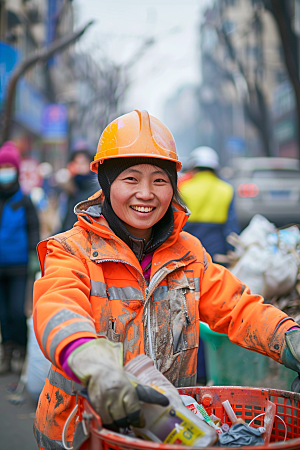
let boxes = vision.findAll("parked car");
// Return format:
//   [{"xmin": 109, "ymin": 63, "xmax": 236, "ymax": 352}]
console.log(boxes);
[{"xmin": 225, "ymin": 157, "xmax": 300, "ymax": 229}]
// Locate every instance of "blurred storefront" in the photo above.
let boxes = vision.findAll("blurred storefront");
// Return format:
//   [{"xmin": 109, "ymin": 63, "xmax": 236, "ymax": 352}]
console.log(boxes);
[
  {"xmin": 0, "ymin": 0, "xmax": 74, "ymax": 175},
  {"xmin": 272, "ymin": 81, "xmax": 298, "ymax": 158},
  {"xmin": 42, "ymin": 103, "xmax": 68, "ymax": 172}
]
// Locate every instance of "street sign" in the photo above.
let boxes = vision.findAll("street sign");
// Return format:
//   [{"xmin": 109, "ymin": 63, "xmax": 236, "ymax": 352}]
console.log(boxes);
[
  {"xmin": 0, "ymin": 41, "xmax": 20, "ymax": 105},
  {"xmin": 225, "ymin": 136, "xmax": 246, "ymax": 155},
  {"xmin": 42, "ymin": 103, "xmax": 68, "ymax": 142}
]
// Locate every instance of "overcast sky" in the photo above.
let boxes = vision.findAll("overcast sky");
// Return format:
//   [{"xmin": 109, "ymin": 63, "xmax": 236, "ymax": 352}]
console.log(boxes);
[{"xmin": 73, "ymin": 0, "xmax": 212, "ymax": 119}]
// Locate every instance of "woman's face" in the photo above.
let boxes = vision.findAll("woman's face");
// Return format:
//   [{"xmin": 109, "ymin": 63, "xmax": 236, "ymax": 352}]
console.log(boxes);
[{"xmin": 110, "ymin": 163, "xmax": 173, "ymax": 241}]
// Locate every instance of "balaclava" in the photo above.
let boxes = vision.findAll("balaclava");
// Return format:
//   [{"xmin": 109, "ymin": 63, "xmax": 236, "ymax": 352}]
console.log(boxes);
[{"xmin": 98, "ymin": 157, "xmax": 177, "ymax": 261}]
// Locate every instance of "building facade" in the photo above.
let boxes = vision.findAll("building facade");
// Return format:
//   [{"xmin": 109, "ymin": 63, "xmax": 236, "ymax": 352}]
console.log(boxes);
[
  {"xmin": 199, "ymin": 0, "xmax": 295, "ymax": 162},
  {"xmin": 0, "ymin": 0, "xmax": 74, "ymax": 177}
]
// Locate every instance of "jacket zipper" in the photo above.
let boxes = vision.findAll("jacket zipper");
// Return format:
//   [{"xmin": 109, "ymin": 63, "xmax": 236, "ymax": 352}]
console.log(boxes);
[
  {"xmin": 95, "ymin": 258, "xmax": 161, "ymax": 362},
  {"xmin": 144, "ymin": 268, "xmax": 171, "ymax": 366},
  {"xmin": 95, "ymin": 252, "xmax": 194, "ymax": 368}
]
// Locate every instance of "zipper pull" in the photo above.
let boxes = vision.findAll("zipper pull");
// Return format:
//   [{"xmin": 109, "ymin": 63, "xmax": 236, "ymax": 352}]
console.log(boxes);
[
  {"xmin": 182, "ymin": 290, "xmax": 191, "ymax": 325},
  {"xmin": 184, "ymin": 310, "xmax": 191, "ymax": 325}
]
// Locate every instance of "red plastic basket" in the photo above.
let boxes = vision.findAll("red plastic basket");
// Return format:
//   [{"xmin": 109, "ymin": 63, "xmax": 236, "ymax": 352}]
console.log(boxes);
[{"xmin": 74, "ymin": 386, "xmax": 300, "ymax": 450}]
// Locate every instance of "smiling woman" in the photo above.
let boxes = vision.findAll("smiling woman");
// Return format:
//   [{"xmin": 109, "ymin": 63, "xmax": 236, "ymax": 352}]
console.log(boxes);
[
  {"xmin": 32, "ymin": 110, "xmax": 300, "ymax": 450},
  {"xmin": 110, "ymin": 164, "xmax": 173, "ymax": 241}
]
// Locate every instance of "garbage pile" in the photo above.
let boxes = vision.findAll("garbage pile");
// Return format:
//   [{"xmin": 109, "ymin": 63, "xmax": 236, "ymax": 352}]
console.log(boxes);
[
  {"xmin": 181, "ymin": 395, "xmax": 267, "ymax": 447},
  {"xmin": 225, "ymin": 214, "xmax": 300, "ymax": 322}
]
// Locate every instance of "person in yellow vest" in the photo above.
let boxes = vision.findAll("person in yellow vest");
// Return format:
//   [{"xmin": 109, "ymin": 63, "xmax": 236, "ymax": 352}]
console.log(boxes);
[{"xmin": 180, "ymin": 146, "xmax": 240, "ymax": 263}]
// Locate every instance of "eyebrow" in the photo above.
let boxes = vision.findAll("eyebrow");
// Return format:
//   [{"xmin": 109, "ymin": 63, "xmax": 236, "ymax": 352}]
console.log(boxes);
[{"xmin": 125, "ymin": 169, "xmax": 166, "ymax": 175}]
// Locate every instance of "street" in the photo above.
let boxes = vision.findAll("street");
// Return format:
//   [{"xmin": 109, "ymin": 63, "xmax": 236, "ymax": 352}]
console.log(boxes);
[{"xmin": 0, "ymin": 372, "xmax": 37, "ymax": 450}]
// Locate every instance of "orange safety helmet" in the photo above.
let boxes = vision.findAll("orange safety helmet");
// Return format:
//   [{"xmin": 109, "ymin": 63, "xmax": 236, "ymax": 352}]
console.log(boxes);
[{"xmin": 90, "ymin": 110, "xmax": 182, "ymax": 173}]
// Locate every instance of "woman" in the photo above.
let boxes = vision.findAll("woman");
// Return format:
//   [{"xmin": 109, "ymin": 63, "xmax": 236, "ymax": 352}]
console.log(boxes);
[
  {"xmin": 33, "ymin": 110, "xmax": 300, "ymax": 450},
  {"xmin": 0, "ymin": 141, "xmax": 39, "ymax": 374}
]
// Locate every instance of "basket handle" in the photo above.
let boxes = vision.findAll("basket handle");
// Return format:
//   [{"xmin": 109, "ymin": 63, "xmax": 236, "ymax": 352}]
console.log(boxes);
[{"xmin": 291, "ymin": 373, "xmax": 300, "ymax": 393}]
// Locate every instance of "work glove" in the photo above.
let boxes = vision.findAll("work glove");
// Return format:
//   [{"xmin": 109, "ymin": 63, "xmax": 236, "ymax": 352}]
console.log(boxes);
[
  {"xmin": 68, "ymin": 339, "xmax": 169, "ymax": 429},
  {"xmin": 291, "ymin": 373, "xmax": 300, "ymax": 393},
  {"xmin": 282, "ymin": 329, "xmax": 300, "ymax": 393}
]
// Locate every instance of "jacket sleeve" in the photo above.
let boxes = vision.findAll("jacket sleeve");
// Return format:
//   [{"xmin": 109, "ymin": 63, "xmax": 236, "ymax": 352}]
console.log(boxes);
[
  {"xmin": 33, "ymin": 239, "xmax": 97, "ymax": 369},
  {"xmin": 199, "ymin": 250, "xmax": 294, "ymax": 364},
  {"xmin": 24, "ymin": 196, "xmax": 40, "ymax": 251}
]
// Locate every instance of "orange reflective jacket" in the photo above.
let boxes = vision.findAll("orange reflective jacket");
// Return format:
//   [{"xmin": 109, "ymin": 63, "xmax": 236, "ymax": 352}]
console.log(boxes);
[{"xmin": 33, "ymin": 191, "xmax": 293, "ymax": 450}]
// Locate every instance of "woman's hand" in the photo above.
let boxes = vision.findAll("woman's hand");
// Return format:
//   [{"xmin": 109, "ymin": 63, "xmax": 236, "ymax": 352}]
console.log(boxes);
[{"xmin": 67, "ymin": 339, "xmax": 168, "ymax": 429}]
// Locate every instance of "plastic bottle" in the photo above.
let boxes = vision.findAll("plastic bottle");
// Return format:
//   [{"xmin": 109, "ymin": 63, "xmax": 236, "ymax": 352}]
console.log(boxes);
[
  {"xmin": 181, "ymin": 395, "xmax": 223, "ymax": 435},
  {"xmin": 180, "ymin": 395, "xmax": 205, "ymax": 421},
  {"xmin": 124, "ymin": 355, "xmax": 218, "ymax": 447}
]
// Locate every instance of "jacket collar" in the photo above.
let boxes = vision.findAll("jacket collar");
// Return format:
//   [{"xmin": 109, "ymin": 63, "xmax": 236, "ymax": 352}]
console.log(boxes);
[{"xmin": 74, "ymin": 190, "xmax": 192, "ymax": 271}]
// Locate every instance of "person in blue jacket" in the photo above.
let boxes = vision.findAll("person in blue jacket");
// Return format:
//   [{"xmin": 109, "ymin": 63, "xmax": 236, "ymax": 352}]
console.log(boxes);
[
  {"xmin": 0, "ymin": 141, "xmax": 40, "ymax": 374},
  {"xmin": 180, "ymin": 146, "xmax": 240, "ymax": 263}
]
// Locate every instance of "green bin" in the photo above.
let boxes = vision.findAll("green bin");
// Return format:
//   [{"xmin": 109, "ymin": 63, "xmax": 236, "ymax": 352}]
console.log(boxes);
[{"xmin": 199, "ymin": 321, "xmax": 296, "ymax": 390}]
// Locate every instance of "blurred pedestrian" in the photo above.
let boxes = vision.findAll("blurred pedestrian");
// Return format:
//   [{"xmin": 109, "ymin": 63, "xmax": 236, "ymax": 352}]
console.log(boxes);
[
  {"xmin": 58, "ymin": 141, "xmax": 97, "ymax": 232},
  {"xmin": 0, "ymin": 141, "xmax": 40, "ymax": 374},
  {"xmin": 180, "ymin": 146, "xmax": 240, "ymax": 263}
]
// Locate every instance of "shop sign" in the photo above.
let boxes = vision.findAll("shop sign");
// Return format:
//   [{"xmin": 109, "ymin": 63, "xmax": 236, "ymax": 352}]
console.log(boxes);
[
  {"xmin": 42, "ymin": 103, "xmax": 68, "ymax": 142},
  {"xmin": 0, "ymin": 41, "xmax": 20, "ymax": 105},
  {"xmin": 15, "ymin": 79, "xmax": 46, "ymax": 135}
]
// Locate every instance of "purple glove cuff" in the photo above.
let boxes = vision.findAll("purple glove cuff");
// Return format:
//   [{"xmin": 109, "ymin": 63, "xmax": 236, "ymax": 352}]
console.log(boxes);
[{"xmin": 60, "ymin": 337, "xmax": 95, "ymax": 383}]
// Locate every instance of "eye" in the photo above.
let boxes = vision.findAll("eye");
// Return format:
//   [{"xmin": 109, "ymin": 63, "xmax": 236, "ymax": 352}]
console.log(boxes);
[
  {"xmin": 154, "ymin": 178, "xmax": 168, "ymax": 183},
  {"xmin": 124, "ymin": 176, "xmax": 137, "ymax": 182}
]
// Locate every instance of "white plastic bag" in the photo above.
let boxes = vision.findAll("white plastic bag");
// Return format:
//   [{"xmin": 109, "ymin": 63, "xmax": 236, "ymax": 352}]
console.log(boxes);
[
  {"xmin": 229, "ymin": 215, "xmax": 300, "ymax": 297},
  {"xmin": 262, "ymin": 253, "xmax": 299, "ymax": 299},
  {"xmin": 26, "ymin": 316, "xmax": 51, "ymax": 401},
  {"xmin": 230, "ymin": 245, "xmax": 269, "ymax": 295}
]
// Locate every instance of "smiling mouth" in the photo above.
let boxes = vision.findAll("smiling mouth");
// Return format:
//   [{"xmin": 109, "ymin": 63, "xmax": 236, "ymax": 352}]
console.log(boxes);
[{"xmin": 131, "ymin": 206, "xmax": 155, "ymax": 213}]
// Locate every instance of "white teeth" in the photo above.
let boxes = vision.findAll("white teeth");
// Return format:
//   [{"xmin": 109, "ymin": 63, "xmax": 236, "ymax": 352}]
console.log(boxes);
[{"xmin": 131, "ymin": 206, "xmax": 154, "ymax": 213}]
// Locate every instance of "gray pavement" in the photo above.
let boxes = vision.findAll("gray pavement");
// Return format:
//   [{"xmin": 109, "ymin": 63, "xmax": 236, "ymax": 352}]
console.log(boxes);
[{"xmin": 0, "ymin": 372, "xmax": 38, "ymax": 450}]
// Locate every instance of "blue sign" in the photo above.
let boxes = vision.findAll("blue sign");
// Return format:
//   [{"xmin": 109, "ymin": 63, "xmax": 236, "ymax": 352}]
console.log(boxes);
[
  {"xmin": 0, "ymin": 41, "xmax": 20, "ymax": 104},
  {"xmin": 15, "ymin": 78, "xmax": 46, "ymax": 135},
  {"xmin": 42, "ymin": 103, "xmax": 68, "ymax": 141},
  {"xmin": 225, "ymin": 136, "xmax": 246, "ymax": 155}
]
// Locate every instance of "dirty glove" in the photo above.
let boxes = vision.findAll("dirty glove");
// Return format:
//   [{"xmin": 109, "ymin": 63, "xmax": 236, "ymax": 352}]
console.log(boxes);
[
  {"xmin": 291, "ymin": 373, "xmax": 300, "ymax": 393},
  {"xmin": 282, "ymin": 329, "xmax": 300, "ymax": 372},
  {"xmin": 68, "ymin": 339, "xmax": 168, "ymax": 429},
  {"xmin": 282, "ymin": 329, "xmax": 300, "ymax": 392}
]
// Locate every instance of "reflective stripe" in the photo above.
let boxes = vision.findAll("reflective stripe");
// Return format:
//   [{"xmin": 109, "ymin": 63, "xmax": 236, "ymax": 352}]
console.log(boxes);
[
  {"xmin": 153, "ymin": 279, "xmax": 200, "ymax": 302},
  {"xmin": 42, "ymin": 309, "xmax": 94, "ymax": 353},
  {"xmin": 174, "ymin": 373, "xmax": 197, "ymax": 388},
  {"xmin": 90, "ymin": 280, "xmax": 144, "ymax": 301},
  {"xmin": 153, "ymin": 286, "xmax": 168, "ymax": 302},
  {"xmin": 194, "ymin": 277, "xmax": 200, "ymax": 292},
  {"xmin": 34, "ymin": 425, "xmax": 68, "ymax": 450},
  {"xmin": 48, "ymin": 366, "xmax": 81, "ymax": 395},
  {"xmin": 90, "ymin": 279, "xmax": 107, "ymax": 297},
  {"xmin": 107, "ymin": 285, "xmax": 144, "ymax": 301},
  {"xmin": 50, "ymin": 321, "xmax": 96, "ymax": 363}
]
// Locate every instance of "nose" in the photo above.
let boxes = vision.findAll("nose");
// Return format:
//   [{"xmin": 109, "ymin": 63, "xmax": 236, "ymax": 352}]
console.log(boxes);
[{"xmin": 135, "ymin": 180, "xmax": 155, "ymax": 200}]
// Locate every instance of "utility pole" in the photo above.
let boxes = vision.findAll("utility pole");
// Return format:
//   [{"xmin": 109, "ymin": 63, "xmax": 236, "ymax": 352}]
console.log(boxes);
[{"xmin": 0, "ymin": 21, "xmax": 94, "ymax": 144}]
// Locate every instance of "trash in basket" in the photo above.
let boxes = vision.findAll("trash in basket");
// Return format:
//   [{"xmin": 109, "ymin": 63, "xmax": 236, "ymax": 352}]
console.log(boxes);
[{"xmin": 69, "ymin": 385, "xmax": 300, "ymax": 450}]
